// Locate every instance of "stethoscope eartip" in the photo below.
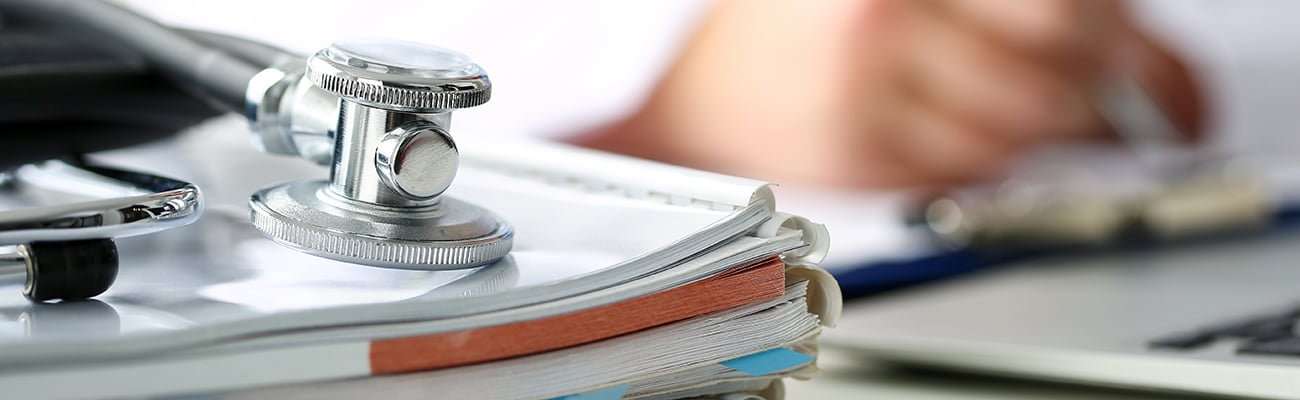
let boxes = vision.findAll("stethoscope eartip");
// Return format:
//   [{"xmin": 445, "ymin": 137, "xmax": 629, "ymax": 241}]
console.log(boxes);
[{"xmin": 21, "ymin": 239, "xmax": 119, "ymax": 302}]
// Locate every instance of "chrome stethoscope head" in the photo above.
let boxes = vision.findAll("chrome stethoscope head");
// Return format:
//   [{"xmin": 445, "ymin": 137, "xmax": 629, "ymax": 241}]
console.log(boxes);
[
  {"xmin": 245, "ymin": 40, "xmax": 513, "ymax": 270},
  {"xmin": 0, "ymin": 0, "xmax": 514, "ymax": 302}
]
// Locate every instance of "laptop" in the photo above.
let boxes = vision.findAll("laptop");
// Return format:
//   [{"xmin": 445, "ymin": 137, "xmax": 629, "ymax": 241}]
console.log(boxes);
[{"xmin": 824, "ymin": 227, "xmax": 1300, "ymax": 399}]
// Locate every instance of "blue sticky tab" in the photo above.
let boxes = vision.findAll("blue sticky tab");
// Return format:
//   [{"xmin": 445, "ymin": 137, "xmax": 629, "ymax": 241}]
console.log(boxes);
[
  {"xmin": 550, "ymin": 384, "xmax": 630, "ymax": 400},
  {"xmin": 721, "ymin": 348, "xmax": 815, "ymax": 376}
]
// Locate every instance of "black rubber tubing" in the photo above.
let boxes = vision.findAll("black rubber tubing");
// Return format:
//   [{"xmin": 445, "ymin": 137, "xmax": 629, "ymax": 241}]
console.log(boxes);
[{"xmin": 0, "ymin": 0, "xmax": 262, "ymax": 111}]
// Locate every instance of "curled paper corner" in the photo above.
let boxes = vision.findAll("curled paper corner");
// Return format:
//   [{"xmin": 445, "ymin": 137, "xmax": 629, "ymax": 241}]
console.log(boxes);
[
  {"xmin": 750, "ymin": 184, "xmax": 777, "ymax": 214},
  {"xmin": 754, "ymin": 213, "xmax": 830, "ymax": 266},
  {"xmin": 786, "ymin": 266, "xmax": 841, "ymax": 328}
]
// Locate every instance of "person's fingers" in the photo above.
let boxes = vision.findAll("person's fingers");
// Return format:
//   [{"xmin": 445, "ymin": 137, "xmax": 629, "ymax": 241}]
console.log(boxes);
[
  {"xmin": 1116, "ymin": 29, "xmax": 1206, "ymax": 141},
  {"xmin": 928, "ymin": 0, "xmax": 1114, "ymax": 64},
  {"xmin": 926, "ymin": 0, "xmax": 1202, "ymax": 142},
  {"xmin": 880, "ymin": 91, "xmax": 1025, "ymax": 185},
  {"xmin": 899, "ymin": 5, "xmax": 1097, "ymax": 144}
]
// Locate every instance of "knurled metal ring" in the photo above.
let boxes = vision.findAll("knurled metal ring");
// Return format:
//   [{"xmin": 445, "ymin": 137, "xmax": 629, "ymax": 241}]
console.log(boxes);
[
  {"xmin": 249, "ymin": 180, "xmax": 513, "ymax": 270},
  {"xmin": 307, "ymin": 67, "xmax": 491, "ymax": 111},
  {"xmin": 305, "ymin": 40, "xmax": 492, "ymax": 112}
]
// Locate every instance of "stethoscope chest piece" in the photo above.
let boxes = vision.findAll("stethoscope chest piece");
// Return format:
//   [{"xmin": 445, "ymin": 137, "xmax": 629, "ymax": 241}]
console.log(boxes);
[{"xmin": 248, "ymin": 40, "xmax": 512, "ymax": 270}]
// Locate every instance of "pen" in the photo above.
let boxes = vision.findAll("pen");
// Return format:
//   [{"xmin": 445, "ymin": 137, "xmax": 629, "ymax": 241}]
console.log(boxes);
[{"xmin": 1094, "ymin": 75, "xmax": 1188, "ymax": 174}]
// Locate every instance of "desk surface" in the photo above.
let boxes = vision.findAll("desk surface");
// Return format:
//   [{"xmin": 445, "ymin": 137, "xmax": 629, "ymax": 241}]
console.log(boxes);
[{"xmin": 784, "ymin": 349, "xmax": 1214, "ymax": 400}]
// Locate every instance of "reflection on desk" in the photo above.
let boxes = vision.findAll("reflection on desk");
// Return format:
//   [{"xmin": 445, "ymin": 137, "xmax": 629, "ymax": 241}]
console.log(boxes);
[{"xmin": 785, "ymin": 349, "xmax": 1221, "ymax": 400}]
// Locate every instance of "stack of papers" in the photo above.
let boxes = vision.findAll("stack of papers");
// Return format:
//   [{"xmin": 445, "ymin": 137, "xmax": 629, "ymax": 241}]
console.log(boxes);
[{"xmin": 0, "ymin": 118, "xmax": 841, "ymax": 399}]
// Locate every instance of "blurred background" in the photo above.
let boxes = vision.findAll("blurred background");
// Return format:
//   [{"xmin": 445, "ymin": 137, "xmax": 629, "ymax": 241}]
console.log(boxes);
[
  {"xmin": 111, "ymin": 0, "xmax": 1300, "ymax": 172},
  {"xmin": 27, "ymin": 0, "xmax": 1297, "ymax": 323},
  {"xmin": 107, "ymin": 1, "xmax": 1300, "ymax": 272}
]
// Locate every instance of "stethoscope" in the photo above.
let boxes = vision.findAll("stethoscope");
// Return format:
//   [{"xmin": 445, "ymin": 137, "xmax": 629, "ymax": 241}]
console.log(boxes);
[{"xmin": 0, "ymin": 0, "xmax": 514, "ymax": 301}]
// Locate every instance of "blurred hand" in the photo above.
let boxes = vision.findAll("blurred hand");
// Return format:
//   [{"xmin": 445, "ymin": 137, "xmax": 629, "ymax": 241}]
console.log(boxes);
[{"xmin": 574, "ymin": 0, "xmax": 1204, "ymax": 188}]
